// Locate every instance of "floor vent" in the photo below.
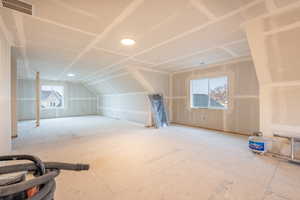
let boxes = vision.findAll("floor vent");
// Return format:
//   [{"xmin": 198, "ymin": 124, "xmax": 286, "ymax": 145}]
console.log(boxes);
[{"xmin": 1, "ymin": 0, "xmax": 32, "ymax": 15}]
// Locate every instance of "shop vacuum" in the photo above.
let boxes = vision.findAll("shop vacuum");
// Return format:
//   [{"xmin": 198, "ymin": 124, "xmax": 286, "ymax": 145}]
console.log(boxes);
[{"xmin": 0, "ymin": 155, "xmax": 89, "ymax": 200}]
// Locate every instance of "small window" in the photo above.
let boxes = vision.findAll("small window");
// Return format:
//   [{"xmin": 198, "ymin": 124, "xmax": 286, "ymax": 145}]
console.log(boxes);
[
  {"xmin": 190, "ymin": 76, "xmax": 228, "ymax": 109},
  {"xmin": 41, "ymin": 85, "xmax": 64, "ymax": 109}
]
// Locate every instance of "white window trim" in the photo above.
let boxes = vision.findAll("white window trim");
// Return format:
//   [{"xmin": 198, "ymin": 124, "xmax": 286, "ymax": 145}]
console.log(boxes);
[
  {"xmin": 188, "ymin": 72, "xmax": 231, "ymax": 111},
  {"xmin": 40, "ymin": 85, "xmax": 65, "ymax": 110}
]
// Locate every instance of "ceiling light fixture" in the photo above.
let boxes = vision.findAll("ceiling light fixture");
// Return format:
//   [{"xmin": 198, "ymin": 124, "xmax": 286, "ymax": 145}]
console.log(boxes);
[
  {"xmin": 121, "ymin": 38, "xmax": 136, "ymax": 46},
  {"xmin": 67, "ymin": 73, "xmax": 75, "ymax": 77}
]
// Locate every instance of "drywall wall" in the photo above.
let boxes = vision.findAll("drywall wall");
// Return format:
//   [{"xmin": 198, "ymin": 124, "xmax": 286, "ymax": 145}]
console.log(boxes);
[
  {"xmin": 171, "ymin": 59, "xmax": 259, "ymax": 135},
  {"xmin": 97, "ymin": 92, "xmax": 150, "ymax": 124},
  {"xmin": 246, "ymin": 5, "xmax": 300, "ymax": 137},
  {"xmin": 93, "ymin": 67, "xmax": 170, "ymax": 125},
  {"xmin": 17, "ymin": 79, "xmax": 97, "ymax": 120},
  {"xmin": 0, "ymin": 29, "xmax": 11, "ymax": 154},
  {"xmin": 245, "ymin": 5, "xmax": 300, "ymax": 155}
]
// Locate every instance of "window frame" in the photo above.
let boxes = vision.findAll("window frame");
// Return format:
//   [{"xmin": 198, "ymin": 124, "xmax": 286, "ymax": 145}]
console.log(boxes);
[
  {"xmin": 40, "ymin": 85, "xmax": 65, "ymax": 110},
  {"xmin": 190, "ymin": 75, "xmax": 228, "ymax": 110}
]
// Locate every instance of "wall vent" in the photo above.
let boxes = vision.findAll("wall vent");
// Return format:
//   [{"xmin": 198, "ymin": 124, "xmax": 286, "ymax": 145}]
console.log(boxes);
[{"xmin": 1, "ymin": 0, "xmax": 32, "ymax": 15}]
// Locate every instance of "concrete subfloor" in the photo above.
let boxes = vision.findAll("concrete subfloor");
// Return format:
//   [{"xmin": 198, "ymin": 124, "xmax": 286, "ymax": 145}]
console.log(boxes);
[{"xmin": 13, "ymin": 116, "xmax": 300, "ymax": 200}]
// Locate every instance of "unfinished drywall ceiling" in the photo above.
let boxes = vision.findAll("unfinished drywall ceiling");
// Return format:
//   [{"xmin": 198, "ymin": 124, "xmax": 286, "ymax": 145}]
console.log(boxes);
[
  {"xmin": 156, "ymin": 48, "xmax": 236, "ymax": 71},
  {"xmin": 273, "ymin": 0, "xmax": 300, "ymax": 8},
  {"xmin": 1, "ymin": 0, "xmax": 298, "ymax": 84},
  {"xmin": 26, "ymin": 0, "xmax": 134, "ymax": 34},
  {"xmin": 94, "ymin": 0, "xmax": 209, "ymax": 56}
]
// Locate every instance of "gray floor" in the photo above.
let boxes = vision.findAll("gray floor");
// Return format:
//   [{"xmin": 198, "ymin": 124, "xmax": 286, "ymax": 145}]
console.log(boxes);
[{"xmin": 13, "ymin": 116, "xmax": 300, "ymax": 200}]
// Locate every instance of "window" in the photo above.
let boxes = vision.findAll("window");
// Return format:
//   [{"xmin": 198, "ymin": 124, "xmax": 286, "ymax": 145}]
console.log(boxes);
[
  {"xmin": 190, "ymin": 76, "xmax": 228, "ymax": 109},
  {"xmin": 41, "ymin": 85, "xmax": 64, "ymax": 109}
]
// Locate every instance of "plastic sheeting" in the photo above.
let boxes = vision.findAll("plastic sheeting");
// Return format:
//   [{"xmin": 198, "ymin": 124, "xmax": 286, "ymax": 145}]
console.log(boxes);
[{"xmin": 148, "ymin": 94, "xmax": 169, "ymax": 128}]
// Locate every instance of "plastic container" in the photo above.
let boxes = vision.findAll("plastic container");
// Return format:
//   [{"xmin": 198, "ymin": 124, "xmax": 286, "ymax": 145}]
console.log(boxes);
[{"xmin": 248, "ymin": 136, "xmax": 269, "ymax": 154}]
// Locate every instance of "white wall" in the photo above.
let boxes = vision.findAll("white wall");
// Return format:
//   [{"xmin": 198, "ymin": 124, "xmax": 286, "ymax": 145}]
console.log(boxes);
[
  {"xmin": 95, "ymin": 67, "xmax": 170, "ymax": 125},
  {"xmin": 246, "ymin": 9, "xmax": 300, "ymax": 137},
  {"xmin": 245, "ymin": 7, "xmax": 300, "ymax": 155},
  {"xmin": 17, "ymin": 79, "xmax": 97, "ymax": 120},
  {"xmin": 0, "ymin": 29, "xmax": 11, "ymax": 154},
  {"xmin": 171, "ymin": 59, "xmax": 260, "ymax": 135},
  {"xmin": 98, "ymin": 92, "xmax": 150, "ymax": 124}
]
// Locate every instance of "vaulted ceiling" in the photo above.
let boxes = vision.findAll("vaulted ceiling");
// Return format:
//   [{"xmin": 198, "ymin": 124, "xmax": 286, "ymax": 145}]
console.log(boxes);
[{"xmin": 0, "ymin": 0, "xmax": 299, "ymax": 84}]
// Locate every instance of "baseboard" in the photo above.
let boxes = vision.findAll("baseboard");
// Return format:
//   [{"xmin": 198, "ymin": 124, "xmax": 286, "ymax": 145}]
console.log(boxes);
[{"xmin": 171, "ymin": 122, "xmax": 251, "ymax": 137}]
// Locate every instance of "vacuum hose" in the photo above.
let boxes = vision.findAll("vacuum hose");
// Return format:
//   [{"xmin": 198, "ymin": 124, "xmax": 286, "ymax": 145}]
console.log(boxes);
[{"xmin": 0, "ymin": 155, "xmax": 89, "ymax": 200}]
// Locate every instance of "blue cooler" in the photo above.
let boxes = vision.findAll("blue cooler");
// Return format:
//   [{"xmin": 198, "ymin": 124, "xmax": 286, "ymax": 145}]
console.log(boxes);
[{"xmin": 248, "ymin": 136, "xmax": 268, "ymax": 154}]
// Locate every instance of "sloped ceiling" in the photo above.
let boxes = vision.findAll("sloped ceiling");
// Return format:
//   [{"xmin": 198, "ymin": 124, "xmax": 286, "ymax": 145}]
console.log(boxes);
[{"xmin": 0, "ymin": 0, "xmax": 299, "ymax": 94}]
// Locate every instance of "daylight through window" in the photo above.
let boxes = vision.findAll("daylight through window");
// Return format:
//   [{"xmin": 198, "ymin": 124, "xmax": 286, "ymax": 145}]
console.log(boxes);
[
  {"xmin": 41, "ymin": 85, "xmax": 64, "ymax": 109},
  {"xmin": 190, "ymin": 76, "xmax": 228, "ymax": 109}
]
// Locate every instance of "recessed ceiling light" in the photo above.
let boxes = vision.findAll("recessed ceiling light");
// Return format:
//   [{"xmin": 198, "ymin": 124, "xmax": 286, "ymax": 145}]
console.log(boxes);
[
  {"xmin": 121, "ymin": 38, "xmax": 135, "ymax": 46},
  {"xmin": 67, "ymin": 73, "xmax": 75, "ymax": 77}
]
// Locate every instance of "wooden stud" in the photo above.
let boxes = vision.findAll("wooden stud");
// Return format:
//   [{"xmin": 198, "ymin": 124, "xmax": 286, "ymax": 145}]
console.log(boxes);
[{"xmin": 36, "ymin": 72, "xmax": 40, "ymax": 127}]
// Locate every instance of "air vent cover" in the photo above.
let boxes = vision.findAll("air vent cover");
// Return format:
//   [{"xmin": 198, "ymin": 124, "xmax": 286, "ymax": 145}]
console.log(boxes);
[{"xmin": 2, "ymin": 0, "xmax": 32, "ymax": 15}]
